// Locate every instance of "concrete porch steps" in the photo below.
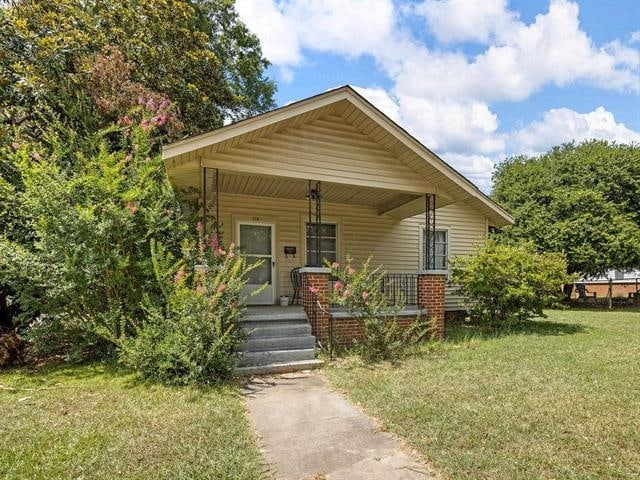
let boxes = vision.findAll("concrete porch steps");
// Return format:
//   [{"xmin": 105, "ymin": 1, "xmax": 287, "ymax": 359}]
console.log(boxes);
[{"xmin": 236, "ymin": 308, "xmax": 321, "ymax": 375}]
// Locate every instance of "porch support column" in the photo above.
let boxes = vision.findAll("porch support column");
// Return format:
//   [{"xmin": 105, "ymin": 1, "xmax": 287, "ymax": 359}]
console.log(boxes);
[
  {"xmin": 419, "ymin": 193, "xmax": 446, "ymax": 339},
  {"xmin": 300, "ymin": 267, "xmax": 330, "ymax": 343},
  {"xmin": 418, "ymin": 271, "xmax": 447, "ymax": 339}
]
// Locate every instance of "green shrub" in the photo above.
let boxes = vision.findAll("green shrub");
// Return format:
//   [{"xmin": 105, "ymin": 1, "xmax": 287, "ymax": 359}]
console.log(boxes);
[
  {"xmin": 450, "ymin": 241, "xmax": 572, "ymax": 327},
  {"xmin": 328, "ymin": 257, "xmax": 432, "ymax": 361},
  {"xmin": 0, "ymin": 110, "xmax": 186, "ymax": 359},
  {"xmin": 118, "ymin": 238, "xmax": 255, "ymax": 385}
]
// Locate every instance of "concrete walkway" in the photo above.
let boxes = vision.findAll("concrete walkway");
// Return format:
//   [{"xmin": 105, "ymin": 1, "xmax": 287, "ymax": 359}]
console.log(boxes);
[{"xmin": 242, "ymin": 372, "xmax": 433, "ymax": 480}]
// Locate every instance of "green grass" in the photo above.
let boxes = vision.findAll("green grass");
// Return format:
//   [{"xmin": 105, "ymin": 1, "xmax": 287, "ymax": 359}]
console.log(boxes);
[
  {"xmin": 326, "ymin": 309, "xmax": 640, "ymax": 480},
  {"xmin": 0, "ymin": 363, "xmax": 265, "ymax": 480}
]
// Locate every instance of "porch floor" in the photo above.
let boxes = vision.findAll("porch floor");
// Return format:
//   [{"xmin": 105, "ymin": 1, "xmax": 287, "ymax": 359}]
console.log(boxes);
[{"xmin": 245, "ymin": 305, "xmax": 425, "ymax": 321}]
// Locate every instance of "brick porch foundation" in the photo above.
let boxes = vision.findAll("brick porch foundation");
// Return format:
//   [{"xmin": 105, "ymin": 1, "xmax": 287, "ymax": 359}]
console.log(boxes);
[
  {"xmin": 300, "ymin": 268, "xmax": 448, "ymax": 344},
  {"xmin": 300, "ymin": 267, "xmax": 330, "ymax": 342},
  {"xmin": 418, "ymin": 270, "xmax": 447, "ymax": 339}
]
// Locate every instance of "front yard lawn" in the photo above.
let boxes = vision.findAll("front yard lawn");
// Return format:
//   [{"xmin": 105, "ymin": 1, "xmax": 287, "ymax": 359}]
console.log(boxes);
[
  {"xmin": 0, "ymin": 363, "xmax": 265, "ymax": 480},
  {"xmin": 326, "ymin": 309, "xmax": 640, "ymax": 480}
]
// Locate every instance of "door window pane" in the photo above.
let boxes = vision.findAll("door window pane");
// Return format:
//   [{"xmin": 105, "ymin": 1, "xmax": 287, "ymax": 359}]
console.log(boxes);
[
  {"xmin": 240, "ymin": 225, "xmax": 271, "ymax": 255},
  {"xmin": 246, "ymin": 256, "xmax": 272, "ymax": 284}
]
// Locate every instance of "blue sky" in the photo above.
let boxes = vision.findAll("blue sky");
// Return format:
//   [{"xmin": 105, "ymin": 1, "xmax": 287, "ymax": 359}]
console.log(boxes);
[{"xmin": 236, "ymin": 0, "xmax": 640, "ymax": 191}]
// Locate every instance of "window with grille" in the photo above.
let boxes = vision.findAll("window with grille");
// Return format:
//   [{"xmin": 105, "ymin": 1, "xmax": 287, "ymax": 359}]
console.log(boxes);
[
  {"xmin": 421, "ymin": 228, "xmax": 448, "ymax": 270},
  {"xmin": 306, "ymin": 222, "xmax": 337, "ymax": 265}
]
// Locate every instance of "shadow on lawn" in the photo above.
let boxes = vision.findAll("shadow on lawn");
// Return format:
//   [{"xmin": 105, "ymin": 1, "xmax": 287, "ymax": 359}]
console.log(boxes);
[{"xmin": 446, "ymin": 318, "xmax": 588, "ymax": 343}]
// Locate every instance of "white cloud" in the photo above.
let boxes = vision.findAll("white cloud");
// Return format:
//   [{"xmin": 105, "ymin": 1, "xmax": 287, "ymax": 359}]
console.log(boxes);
[
  {"xmin": 510, "ymin": 106, "xmax": 640, "ymax": 154},
  {"xmin": 235, "ymin": 0, "xmax": 394, "ymax": 67},
  {"xmin": 414, "ymin": 0, "xmax": 520, "ymax": 44},
  {"xmin": 394, "ymin": 0, "xmax": 640, "ymax": 102},
  {"xmin": 235, "ymin": 0, "xmax": 303, "ymax": 66},
  {"xmin": 235, "ymin": 0, "xmax": 640, "ymax": 191}
]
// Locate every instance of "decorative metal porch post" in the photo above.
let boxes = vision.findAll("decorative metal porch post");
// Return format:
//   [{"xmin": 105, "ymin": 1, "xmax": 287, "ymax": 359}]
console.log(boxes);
[
  {"xmin": 201, "ymin": 167, "xmax": 221, "ymax": 241},
  {"xmin": 424, "ymin": 193, "xmax": 436, "ymax": 270},
  {"xmin": 306, "ymin": 180, "xmax": 322, "ymax": 267},
  {"xmin": 202, "ymin": 167, "xmax": 207, "ymax": 239}
]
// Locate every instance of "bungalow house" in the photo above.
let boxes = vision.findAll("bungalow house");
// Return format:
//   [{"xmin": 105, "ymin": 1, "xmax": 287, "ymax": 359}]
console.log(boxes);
[{"xmin": 162, "ymin": 86, "xmax": 514, "ymax": 373}]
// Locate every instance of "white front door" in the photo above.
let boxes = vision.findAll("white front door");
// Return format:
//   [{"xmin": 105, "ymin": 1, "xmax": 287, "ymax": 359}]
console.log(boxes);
[{"xmin": 237, "ymin": 222, "xmax": 276, "ymax": 305}]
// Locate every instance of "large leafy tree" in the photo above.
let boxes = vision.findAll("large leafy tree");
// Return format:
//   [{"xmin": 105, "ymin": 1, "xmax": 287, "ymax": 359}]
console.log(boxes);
[
  {"xmin": 492, "ymin": 140, "xmax": 640, "ymax": 284},
  {"xmin": 0, "ymin": 0, "xmax": 276, "ymax": 331},
  {"xmin": 0, "ymin": 0, "xmax": 275, "ymax": 143}
]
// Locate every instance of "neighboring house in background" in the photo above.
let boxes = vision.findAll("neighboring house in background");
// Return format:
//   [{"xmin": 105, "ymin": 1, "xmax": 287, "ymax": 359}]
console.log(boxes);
[
  {"xmin": 162, "ymin": 86, "xmax": 514, "ymax": 372},
  {"xmin": 576, "ymin": 269, "xmax": 640, "ymax": 299}
]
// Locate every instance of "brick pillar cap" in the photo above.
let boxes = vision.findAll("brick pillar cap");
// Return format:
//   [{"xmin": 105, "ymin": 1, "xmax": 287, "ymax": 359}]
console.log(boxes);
[
  {"xmin": 300, "ymin": 267, "xmax": 331, "ymax": 274},
  {"xmin": 416, "ymin": 269, "xmax": 449, "ymax": 275}
]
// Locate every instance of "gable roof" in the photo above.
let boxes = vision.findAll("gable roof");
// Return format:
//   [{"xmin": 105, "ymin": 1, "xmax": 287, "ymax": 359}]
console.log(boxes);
[{"xmin": 163, "ymin": 85, "xmax": 514, "ymax": 226}]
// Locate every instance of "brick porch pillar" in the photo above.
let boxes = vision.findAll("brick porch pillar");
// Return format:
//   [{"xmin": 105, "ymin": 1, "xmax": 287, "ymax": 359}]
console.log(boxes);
[
  {"xmin": 418, "ymin": 270, "xmax": 447, "ymax": 339},
  {"xmin": 300, "ymin": 267, "xmax": 331, "ymax": 343}
]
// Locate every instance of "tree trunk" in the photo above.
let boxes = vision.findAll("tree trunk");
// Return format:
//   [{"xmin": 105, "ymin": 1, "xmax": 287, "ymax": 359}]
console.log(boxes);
[{"xmin": 0, "ymin": 289, "xmax": 13, "ymax": 333}]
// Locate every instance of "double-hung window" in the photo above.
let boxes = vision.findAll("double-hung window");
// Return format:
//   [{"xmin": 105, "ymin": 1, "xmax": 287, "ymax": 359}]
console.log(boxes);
[
  {"xmin": 306, "ymin": 222, "xmax": 337, "ymax": 265},
  {"xmin": 421, "ymin": 228, "xmax": 448, "ymax": 270}
]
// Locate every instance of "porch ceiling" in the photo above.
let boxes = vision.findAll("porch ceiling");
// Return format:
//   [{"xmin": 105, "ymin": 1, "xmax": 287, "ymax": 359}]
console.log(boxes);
[{"xmin": 201, "ymin": 170, "xmax": 432, "ymax": 217}]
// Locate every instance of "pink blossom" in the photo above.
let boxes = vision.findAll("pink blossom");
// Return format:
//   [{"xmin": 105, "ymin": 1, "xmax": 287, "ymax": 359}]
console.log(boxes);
[
  {"xmin": 141, "ymin": 119, "xmax": 150, "ymax": 132},
  {"xmin": 159, "ymin": 99, "xmax": 170, "ymax": 110},
  {"xmin": 11, "ymin": 142, "xmax": 20, "ymax": 150},
  {"xmin": 173, "ymin": 267, "xmax": 186, "ymax": 283},
  {"xmin": 217, "ymin": 284, "xmax": 226, "ymax": 293},
  {"xmin": 196, "ymin": 284, "xmax": 204, "ymax": 294},
  {"xmin": 361, "ymin": 291, "xmax": 369, "ymax": 300},
  {"xmin": 342, "ymin": 289, "xmax": 351, "ymax": 297},
  {"xmin": 146, "ymin": 97, "xmax": 157, "ymax": 111},
  {"xmin": 122, "ymin": 115, "xmax": 132, "ymax": 125},
  {"xmin": 333, "ymin": 281, "xmax": 343, "ymax": 291},
  {"xmin": 124, "ymin": 201, "xmax": 138, "ymax": 214},
  {"xmin": 229, "ymin": 242, "xmax": 236, "ymax": 251},
  {"xmin": 331, "ymin": 262, "xmax": 339, "ymax": 269},
  {"xmin": 309, "ymin": 286, "xmax": 319, "ymax": 295},
  {"xmin": 228, "ymin": 251, "xmax": 236, "ymax": 259},
  {"xmin": 137, "ymin": 96, "xmax": 146, "ymax": 105},
  {"xmin": 209, "ymin": 235, "xmax": 220, "ymax": 250},
  {"xmin": 347, "ymin": 267, "xmax": 356, "ymax": 275},
  {"xmin": 196, "ymin": 221, "xmax": 203, "ymax": 233}
]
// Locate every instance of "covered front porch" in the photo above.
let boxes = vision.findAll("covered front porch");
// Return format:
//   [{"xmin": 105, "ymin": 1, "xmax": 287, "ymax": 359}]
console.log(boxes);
[{"xmin": 196, "ymin": 168, "xmax": 443, "ymax": 307}]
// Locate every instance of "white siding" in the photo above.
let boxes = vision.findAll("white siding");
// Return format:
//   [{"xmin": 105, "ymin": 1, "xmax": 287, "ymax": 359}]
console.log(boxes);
[{"xmin": 213, "ymin": 193, "xmax": 487, "ymax": 310}]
